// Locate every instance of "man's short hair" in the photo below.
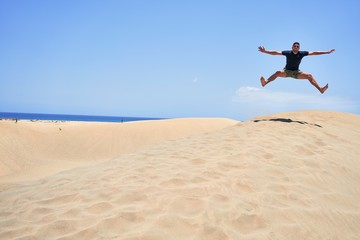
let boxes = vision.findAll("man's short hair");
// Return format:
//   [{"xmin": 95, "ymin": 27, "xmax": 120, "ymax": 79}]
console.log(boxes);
[{"xmin": 293, "ymin": 42, "xmax": 300, "ymax": 46}]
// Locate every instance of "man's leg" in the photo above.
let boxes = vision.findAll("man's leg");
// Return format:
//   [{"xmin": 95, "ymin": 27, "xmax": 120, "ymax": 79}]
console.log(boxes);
[
  {"xmin": 297, "ymin": 72, "xmax": 328, "ymax": 94},
  {"xmin": 260, "ymin": 70, "xmax": 286, "ymax": 87}
]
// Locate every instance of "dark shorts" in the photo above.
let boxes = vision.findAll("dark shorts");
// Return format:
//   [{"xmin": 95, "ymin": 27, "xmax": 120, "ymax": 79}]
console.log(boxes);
[{"xmin": 284, "ymin": 68, "xmax": 302, "ymax": 78}]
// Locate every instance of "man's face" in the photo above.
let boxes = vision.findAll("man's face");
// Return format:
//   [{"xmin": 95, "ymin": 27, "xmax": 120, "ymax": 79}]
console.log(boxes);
[{"xmin": 292, "ymin": 44, "xmax": 300, "ymax": 53}]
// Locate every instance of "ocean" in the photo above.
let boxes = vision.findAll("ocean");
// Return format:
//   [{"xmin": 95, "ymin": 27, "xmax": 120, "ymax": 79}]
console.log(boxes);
[{"xmin": 0, "ymin": 112, "xmax": 163, "ymax": 123}]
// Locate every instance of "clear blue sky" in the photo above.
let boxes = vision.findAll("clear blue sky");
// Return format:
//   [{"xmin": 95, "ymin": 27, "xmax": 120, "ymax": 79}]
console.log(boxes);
[{"xmin": 1, "ymin": 0, "xmax": 359, "ymax": 120}]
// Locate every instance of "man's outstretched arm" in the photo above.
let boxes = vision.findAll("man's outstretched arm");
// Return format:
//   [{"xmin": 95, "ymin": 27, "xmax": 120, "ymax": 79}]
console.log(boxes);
[
  {"xmin": 258, "ymin": 46, "xmax": 282, "ymax": 55},
  {"xmin": 308, "ymin": 49, "xmax": 335, "ymax": 56}
]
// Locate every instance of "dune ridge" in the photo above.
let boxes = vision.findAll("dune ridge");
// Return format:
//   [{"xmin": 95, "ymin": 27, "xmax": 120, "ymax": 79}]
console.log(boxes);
[
  {"xmin": 1, "ymin": 111, "xmax": 360, "ymax": 239},
  {"xmin": 0, "ymin": 117, "xmax": 237, "ymax": 182}
]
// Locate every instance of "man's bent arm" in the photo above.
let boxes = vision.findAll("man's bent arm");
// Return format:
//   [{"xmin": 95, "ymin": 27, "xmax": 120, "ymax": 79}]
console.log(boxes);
[
  {"xmin": 308, "ymin": 49, "xmax": 335, "ymax": 56},
  {"xmin": 258, "ymin": 46, "xmax": 282, "ymax": 55}
]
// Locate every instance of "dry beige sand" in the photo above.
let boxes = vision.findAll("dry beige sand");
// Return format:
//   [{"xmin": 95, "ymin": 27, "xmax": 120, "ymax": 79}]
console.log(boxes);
[{"xmin": 1, "ymin": 110, "xmax": 360, "ymax": 239}]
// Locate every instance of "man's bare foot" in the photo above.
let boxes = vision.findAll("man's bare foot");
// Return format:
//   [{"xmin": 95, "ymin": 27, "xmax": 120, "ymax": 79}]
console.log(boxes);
[
  {"xmin": 320, "ymin": 84, "xmax": 328, "ymax": 94},
  {"xmin": 260, "ymin": 76, "xmax": 267, "ymax": 87}
]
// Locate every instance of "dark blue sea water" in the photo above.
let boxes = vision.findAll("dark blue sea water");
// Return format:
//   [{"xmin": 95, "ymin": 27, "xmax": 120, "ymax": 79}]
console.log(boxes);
[{"xmin": 0, "ymin": 112, "xmax": 163, "ymax": 123}]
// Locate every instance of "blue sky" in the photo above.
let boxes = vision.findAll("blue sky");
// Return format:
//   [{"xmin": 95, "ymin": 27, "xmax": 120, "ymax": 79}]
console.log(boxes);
[{"xmin": 1, "ymin": 0, "xmax": 359, "ymax": 120}]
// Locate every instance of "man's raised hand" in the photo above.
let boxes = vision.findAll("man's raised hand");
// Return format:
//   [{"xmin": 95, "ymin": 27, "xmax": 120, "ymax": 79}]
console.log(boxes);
[{"xmin": 258, "ymin": 46, "xmax": 266, "ymax": 53}]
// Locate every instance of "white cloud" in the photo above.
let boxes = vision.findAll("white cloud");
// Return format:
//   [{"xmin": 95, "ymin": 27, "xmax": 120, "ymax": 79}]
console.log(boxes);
[{"xmin": 232, "ymin": 87, "xmax": 358, "ymax": 119}]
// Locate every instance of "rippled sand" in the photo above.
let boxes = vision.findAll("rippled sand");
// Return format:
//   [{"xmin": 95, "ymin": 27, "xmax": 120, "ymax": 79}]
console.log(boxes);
[{"xmin": 1, "ymin": 111, "xmax": 359, "ymax": 239}]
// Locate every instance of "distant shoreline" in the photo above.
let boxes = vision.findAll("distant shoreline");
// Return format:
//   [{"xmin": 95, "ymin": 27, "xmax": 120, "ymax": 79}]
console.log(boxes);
[{"xmin": 0, "ymin": 112, "xmax": 164, "ymax": 123}]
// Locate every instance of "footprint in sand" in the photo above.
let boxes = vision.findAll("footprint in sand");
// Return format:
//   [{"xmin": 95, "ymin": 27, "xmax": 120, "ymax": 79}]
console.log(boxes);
[
  {"xmin": 233, "ymin": 180, "xmax": 254, "ymax": 193},
  {"xmin": 169, "ymin": 197, "xmax": 207, "ymax": 217},
  {"xmin": 86, "ymin": 202, "xmax": 114, "ymax": 214},
  {"xmin": 190, "ymin": 158, "xmax": 206, "ymax": 165},
  {"xmin": 231, "ymin": 214, "xmax": 267, "ymax": 234}
]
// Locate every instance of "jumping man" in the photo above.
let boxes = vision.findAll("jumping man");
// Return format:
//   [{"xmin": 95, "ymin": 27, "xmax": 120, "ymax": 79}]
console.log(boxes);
[{"xmin": 258, "ymin": 42, "xmax": 335, "ymax": 94}]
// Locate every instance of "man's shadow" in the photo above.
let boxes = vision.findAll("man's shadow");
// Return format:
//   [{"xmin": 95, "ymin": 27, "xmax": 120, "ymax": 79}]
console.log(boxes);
[{"xmin": 253, "ymin": 118, "xmax": 322, "ymax": 128}]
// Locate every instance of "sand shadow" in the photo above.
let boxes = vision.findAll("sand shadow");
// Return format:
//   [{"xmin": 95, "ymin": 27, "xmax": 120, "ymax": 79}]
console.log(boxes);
[{"xmin": 253, "ymin": 118, "xmax": 322, "ymax": 128}]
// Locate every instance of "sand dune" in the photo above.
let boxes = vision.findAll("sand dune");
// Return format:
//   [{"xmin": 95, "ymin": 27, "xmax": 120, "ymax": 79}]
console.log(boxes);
[
  {"xmin": 0, "ymin": 118, "xmax": 237, "ymax": 182},
  {"xmin": 1, "ymin": 111, "xmax": 360, "ymax": 239}
]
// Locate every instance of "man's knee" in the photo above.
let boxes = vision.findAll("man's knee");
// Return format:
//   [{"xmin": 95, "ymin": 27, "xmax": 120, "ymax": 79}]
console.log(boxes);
[
  {"xmin": 306, "ymin": 74, "xmax": 317, "ymax": 85},
  {"xmin": 275, "ymin": 70, "xmax": 284, "ymax": 77},
  {"xmin": 298, "ymin": 73, "xmax": 313, "ymax": 80},
  {"xmin": 304, "ymin": 73, "xmax": 313, "ymax": 79}
]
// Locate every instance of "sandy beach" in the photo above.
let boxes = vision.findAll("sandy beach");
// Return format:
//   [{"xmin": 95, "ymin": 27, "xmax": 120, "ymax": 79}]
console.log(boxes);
[{"xmin": 1, "ymin": 110, "xmax": 360, "ymax": 239}]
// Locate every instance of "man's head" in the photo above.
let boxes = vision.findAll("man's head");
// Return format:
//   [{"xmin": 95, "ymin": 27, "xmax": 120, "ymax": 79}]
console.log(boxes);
[{"xmin": 292, "ymin": 42, "xmax": 300, "ymax": 53}]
